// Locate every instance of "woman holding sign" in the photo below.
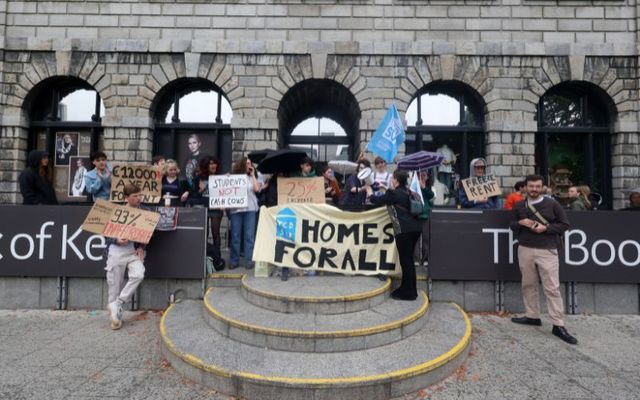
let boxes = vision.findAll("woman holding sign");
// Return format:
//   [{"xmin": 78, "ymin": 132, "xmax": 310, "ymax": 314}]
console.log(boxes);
[
  {"xmin": 366, "ymin": 170, "xmax": 421, "ymax": 301},
  {"xmin": 228, "ymin": 157, "xmax": 262, "ymax": 269},
  {"xmin": 191, "ymin": 156, "xmax": 225, "ymax": 269}
]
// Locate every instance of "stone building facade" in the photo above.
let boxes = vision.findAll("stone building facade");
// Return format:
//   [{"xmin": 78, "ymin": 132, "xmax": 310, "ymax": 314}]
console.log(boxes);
[{"xmin": 1, "ymin": 0, "xmax": 639, "ymax": 208}]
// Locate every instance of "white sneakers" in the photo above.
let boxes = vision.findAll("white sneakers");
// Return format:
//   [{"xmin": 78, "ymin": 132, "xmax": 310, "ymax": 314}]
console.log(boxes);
[{"xmin": 108, "ymin": 301, "xmax": 123, "ymax": 330}]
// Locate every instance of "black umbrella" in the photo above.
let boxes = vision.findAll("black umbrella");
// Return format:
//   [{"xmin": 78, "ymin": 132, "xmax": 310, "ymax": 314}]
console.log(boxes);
[
  {"xmin": 248, "ymin": 149, "xmax": 275, "ymax": 164},
  {"xmin": 257, "ymin": 148, "xmax": 308, "ymax": 174}
]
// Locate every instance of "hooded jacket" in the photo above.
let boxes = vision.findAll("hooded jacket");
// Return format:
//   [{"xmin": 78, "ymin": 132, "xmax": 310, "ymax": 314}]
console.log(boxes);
[
  {"xmin": 458, "ymin": 157, "xmax": 498, "ymax": 209},
  {"xmin": 19, "ymin": 150, "xmax": 58, "ymax": 205}
]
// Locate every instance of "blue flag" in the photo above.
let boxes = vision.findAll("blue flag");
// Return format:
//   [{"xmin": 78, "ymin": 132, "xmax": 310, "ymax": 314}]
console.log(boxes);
[{"xmin": 366, "ymin": 104, "xmax": 405, "ymax": 164}]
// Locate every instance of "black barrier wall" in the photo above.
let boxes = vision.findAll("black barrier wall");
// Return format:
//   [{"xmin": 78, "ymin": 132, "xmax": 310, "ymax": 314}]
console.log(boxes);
[
  {"xmin": 430, "ymin": 209, "xmax": 640, "ymax": 283},
  {"xmin": 0, "ymin": 206, "xmax": 207, "ymax": 279}
]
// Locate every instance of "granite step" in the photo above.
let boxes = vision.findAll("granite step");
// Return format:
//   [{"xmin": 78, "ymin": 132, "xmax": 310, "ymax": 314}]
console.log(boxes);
[
  {"xmin": 203, "ymin": 286, "xmax": 429, "ymax": 352},
  {"xmin": 161, "ymin": 300, "xmax": 471, "ymax": 400},
  {"xmin": 241, "ymin": 274, "xmax": 391, "ymax": 314}
]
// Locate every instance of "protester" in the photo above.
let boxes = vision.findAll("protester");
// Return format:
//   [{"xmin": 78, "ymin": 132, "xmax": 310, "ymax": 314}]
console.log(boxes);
[
  {"xmin": 621, "ymin": 188, "xmax": 640, "ymax": 211},
  {"xmin": 320, "ymin": 165, "xmax": 342, "ymax": 204},
  {"xmin": 229, "ymin": 157, "xmax": 261, "ymax": 270},
  {"xmin": 366, "ymin": 170, "xmax": 421, "ymax": 301},
  {"xmin": 372, "ymin": 156, "xmax": 392, "ymax": 194},
  {"xmin": 298, "ymin": 157, "xmax": 317, "ymax": 177},
  {"xmin": 504, "ymin": 180, "xmax": 526, "ymax": 210},
  {"xmin": 19, "ymin": 150, "xmax": 58, "ymax": 205},
  {"xmin": 161, "ymin": 159, "xmax": 189, "ymax": 207},
  {"xmin": 341, "ymin": 159, "xmax": 370, "ymax": 206},
  {"xmin": 152, "ymin": 155, "xmax": 166, "ymax": 171},
  {"xmin": 458, "ymin": 157, "xmax": 498, "ymax": 209},
  {"xmin": 417, "ymin": 170, "xmax": 434, "ymax": 266},
  {"xmin": 84, "ymin": 151, "xmax": 112, "ymax": 202},
  {"xmin": 510, "ymin": 174, "xmax": 577, "ymax": 345},
  {"xmin": 105, "ymin": 183, "xmax": 147, "ymax": 330},
  {"xmin": 191, "ymin": 155, "xmax": 225, "ymax": 269},
  {"xmin": 567, "ymin": 185, "xmax": 592, "ymax": 211}
]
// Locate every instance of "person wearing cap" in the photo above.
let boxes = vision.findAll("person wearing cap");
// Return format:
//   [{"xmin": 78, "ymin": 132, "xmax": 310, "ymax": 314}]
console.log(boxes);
[
  {"xmin": 19, "ymin": 150, "xmax": 58, "ymax": 205},
  {"xmin": 458, "ymin": 157, "xmax": 498, "ymax": 209}
]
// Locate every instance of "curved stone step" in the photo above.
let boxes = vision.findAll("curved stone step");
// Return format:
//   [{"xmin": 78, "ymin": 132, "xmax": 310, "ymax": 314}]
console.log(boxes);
[
  {"xmin": 161, "ymin": 300, "xmax": 471, "ymax": 400},
  {"xmin": 241, "ymin": 274, "xmax": 391, "ymax": 314},
  {"xmin": 203, "ymin": 287, "xmax": 429, "ymax": 352}
]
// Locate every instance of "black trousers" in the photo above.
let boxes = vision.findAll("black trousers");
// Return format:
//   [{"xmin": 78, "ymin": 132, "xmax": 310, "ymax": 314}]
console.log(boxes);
[{"xmin": 394, "ymin": 231, "xmax": 421, "ymax": 300}]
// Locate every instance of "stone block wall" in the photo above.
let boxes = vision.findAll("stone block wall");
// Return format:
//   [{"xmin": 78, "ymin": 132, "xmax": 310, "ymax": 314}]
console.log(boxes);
[{"xmin": 1, "ymin": 0, "xmax": 639, "ymax": 207}]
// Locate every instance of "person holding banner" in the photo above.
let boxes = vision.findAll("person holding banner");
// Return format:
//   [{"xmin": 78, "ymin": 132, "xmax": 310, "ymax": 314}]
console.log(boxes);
[
  {"xmin": 510, "ymin": 174, "xmax": 577, "ymax": 345},
  {"xmin": 458, "ymin": 158, "xmax": 498, "ymax": 209},
  {"xmin": 84, "ymin": 151, "xmax": 112, "ymax": 202},
  {"xmin": 229, "ymin": 157, "xmax": 261, "ymax": 270},
  {"xmin": 19, "ymin": 150, "xmax": 58, "ymax": 205},
  {"xmin": 161, "ymin": 160, "xmax": 190, "ymax": 207},
  {"xmin": 191, "ymin": 155, "xmax": 225, "ymax": 269},
  {"xmin": 366, "ymin": 170, "xmax": 421, "ymax": 301},
  {"xmin": 105, "ymin": 183, "xmax": 147, "ymax": 330},
  {"xmin": 372, "ymin": 157, "xmax": 392, "ymax": 194}
]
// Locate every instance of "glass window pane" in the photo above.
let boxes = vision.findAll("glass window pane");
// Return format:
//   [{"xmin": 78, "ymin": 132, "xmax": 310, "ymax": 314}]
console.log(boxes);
[
  {"xmin": 291, "ymin": 118, "xmax": 346, "ymax": 136},
  {"xmin": 59, "ymin": 89, "xmax": 104, "ymax": 121},
  {"xmin": 541, "ymin": 94, "xmax": 582, "ymax": 127},
  {"xmin": 406, "ymin": 94, "xmax": 461, "ymax": 126},
  {"xmin": 165, "ymin": 91, "xmax": 232, "ymax": 123}
]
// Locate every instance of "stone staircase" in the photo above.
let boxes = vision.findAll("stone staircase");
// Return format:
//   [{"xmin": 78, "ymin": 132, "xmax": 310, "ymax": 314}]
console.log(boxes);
[{"xmin": 161, "ymin": 273, "xmax": 471, "ymax": 400}]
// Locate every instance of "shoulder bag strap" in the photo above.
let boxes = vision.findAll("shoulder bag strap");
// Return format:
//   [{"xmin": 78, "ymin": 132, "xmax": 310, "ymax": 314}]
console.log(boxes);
[{"xmin": 527, "ymin": 200, "xmax": 550, "ymax": 226}]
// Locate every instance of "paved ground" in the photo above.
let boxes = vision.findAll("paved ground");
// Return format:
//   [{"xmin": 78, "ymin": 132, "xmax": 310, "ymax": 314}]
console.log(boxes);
[{"xmin": 1, "ymin": 307, "xmax": 639, "ymax": 400}]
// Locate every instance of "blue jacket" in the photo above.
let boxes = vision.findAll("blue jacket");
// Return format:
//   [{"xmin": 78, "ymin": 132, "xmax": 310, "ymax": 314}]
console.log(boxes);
[{"xmin": 84, "ymin": 164, "xmax": 112, "ymax": 201}]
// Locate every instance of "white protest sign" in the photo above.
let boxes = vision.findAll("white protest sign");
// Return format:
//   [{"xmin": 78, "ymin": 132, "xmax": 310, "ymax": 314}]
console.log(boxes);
[{"xmin": 208, "ymin": 175, "xmax": 248, "ymax": 208}]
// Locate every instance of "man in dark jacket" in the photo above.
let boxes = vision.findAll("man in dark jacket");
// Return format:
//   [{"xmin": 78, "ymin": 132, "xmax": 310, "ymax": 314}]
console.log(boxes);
[
  {"xmin": 19, "ymin": 150, "xmax": 58, "ymax": 205},
  {"xmin": 510, "ymin": 174, "xmax": 577, "ymax": 345}
]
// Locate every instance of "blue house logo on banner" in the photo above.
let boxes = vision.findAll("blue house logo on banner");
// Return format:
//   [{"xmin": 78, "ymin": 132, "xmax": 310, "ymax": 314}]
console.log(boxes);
[
  {"xmin": 367, "ymin": 104, "xmax": 405, "ymax": 163},
  {"xmin": 276, "ymin": 207, "xmax": 297, "ymax": 242}
]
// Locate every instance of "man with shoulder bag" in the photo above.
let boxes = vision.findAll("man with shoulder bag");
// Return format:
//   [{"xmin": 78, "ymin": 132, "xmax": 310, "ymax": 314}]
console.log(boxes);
[{"xmin": 509, "ymin": 174, "xmax": 578, "ymax": 345}]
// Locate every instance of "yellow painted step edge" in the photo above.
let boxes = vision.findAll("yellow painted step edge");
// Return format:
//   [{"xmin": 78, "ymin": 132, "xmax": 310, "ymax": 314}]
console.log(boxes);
[
  {"xmin": 204, "ymin": 287, "xmax": 429, "ymax": 338},
  {"xmin": 241, "ymin": 274, "xmax": 392, "ymax": 303},
  {"xmin": 160, "ymin": 302, "xmax": 472, "ymax": 386}
]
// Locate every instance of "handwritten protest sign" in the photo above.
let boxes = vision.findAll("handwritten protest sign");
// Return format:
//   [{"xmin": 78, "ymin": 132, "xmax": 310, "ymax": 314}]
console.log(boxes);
[
  {"xmin": 82, "ymin": 199, "xmax": 160, "ymax": 244},
  {"xmin": 461, "ymin": 175, "xmax": 502, "ymax": 201},
  {"xmin": 208, "ymin": 175, "xmax": 248, "ymax": 208},
  {"xmin": 155, "ymin": 206, "xmax": 179, "ymax": 231},
  {"xmin": 110, "ymin": 164, "xmax": 162, "ymax": 203},
  {"xmin": 278, "ymin": 177, "xmax": 325, "ymax": 205}
]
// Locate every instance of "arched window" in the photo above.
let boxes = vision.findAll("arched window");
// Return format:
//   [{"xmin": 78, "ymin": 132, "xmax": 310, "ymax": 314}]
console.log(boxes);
[
  {"xmin": 24, "ymin": 77, "xmax": 104, "ymax": 203},
  {"xmin": 406, "ymin": 81, "xmax": 485, "ymax": 205},
  {"xmin": 279, "ymin": 79, "xmax": 360, "ymax": 164},
  {"xmin": 536, "ymin": 82, "xmax": 614, "ymax": 209},
  {"xmin": 152, "ymin": 79, "xmax": 233, "ymax": 186}
]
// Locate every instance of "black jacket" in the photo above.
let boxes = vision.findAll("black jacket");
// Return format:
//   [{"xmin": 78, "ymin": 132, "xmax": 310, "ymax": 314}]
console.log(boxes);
[
  {"xmin": 369, "ymin": 187, "xmax": 422, "ymax": 235},
  {"xmin": 19, "ymin": 150, "xmax": 58, "ymax": 205}
]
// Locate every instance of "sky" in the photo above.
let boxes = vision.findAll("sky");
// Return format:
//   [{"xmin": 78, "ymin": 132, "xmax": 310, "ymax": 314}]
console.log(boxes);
[{"xmin": 61, "ymin": 90, "xmax": 460, "ymax": 131}]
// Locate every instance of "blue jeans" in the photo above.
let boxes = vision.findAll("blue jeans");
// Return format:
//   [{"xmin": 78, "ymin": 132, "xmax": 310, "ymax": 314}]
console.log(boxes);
[{"xmin": 230, "ymin": 211, "xmax": 257, "ymax": 266}]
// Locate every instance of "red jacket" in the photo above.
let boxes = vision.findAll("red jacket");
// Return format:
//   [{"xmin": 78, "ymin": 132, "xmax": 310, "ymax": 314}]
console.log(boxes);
[{"xmin": 504, "ymin": 192, "xmax": 524, "ymax": 210}]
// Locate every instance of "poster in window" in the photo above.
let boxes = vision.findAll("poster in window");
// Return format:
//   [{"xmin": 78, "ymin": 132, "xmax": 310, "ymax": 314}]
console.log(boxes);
[
  {"xmin": 68, "ymin": 156, "xmax": 90, "ymax": 197},
  {"xmin": 176, "ymin": 133, "xmax": 220, "ymax": 189},
  {"xmin": 55, "ymin": 132, "xmax": 79, "ymax": 166}
]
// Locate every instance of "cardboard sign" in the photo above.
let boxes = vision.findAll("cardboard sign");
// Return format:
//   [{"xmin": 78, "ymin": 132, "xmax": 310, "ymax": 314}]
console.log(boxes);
[
  {"xmin": 208, "ymin": 175, "xmax": 249, "ymax": 208},
  {"xmin": 461, "ymin": 175, "xmax": 502, "ymax": 201},
  {"xmin": 277, "ymin": 177, "xmax": 325, "ymax": 205},
  {"xmin": 110, "ymin": 164, "xmax": 162, "ymax": 203},
  {"xmin": 82, "ymin": 199, "xmax": 160, "ymax": 244}
]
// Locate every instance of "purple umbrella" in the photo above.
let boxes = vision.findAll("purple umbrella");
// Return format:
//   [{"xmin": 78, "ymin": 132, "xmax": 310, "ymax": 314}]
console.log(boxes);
[{"xmin": 397, "ymin": 151, "xmax": 444, "ymax": 171}]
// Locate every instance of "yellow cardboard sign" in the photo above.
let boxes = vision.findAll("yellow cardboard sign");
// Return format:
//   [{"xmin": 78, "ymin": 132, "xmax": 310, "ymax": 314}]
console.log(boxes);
[
  {"xmin": 277, "ymin": 177, "xmax": 325, "ymax": 205},
  {"xmin": 82, "ymin": 199, "xmax": 160, "ymax": 244},
  {"xmin": 110, "ymin": 164, "xmax": 162, "ymax": 203}
]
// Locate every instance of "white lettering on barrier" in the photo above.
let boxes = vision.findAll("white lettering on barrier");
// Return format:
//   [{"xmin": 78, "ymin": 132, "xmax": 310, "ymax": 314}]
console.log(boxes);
[
  {"xmin": 86, "ymin": 235, "xmax": 106, "ymax": 261},
  {"xmin": 62, "ymin": 225, "xmax": 84, "ymax": 261},
  {"xmin": 484, "ymin": 228, "xmax": 640, "ymax": 268},
  {"xmin": 36, "ymin": 222, "xmax": 54, "ymax": 259},
  {"xmin": 565, "ymin": 230, "xmax": 588, "ymax": 266},
  {"xmin": 619, "ymin": 240, "xmax": 640, "ymax": 267},
  {"xmin": 11, "ymin": 233, "xmax": 34, "ymax": 260}
]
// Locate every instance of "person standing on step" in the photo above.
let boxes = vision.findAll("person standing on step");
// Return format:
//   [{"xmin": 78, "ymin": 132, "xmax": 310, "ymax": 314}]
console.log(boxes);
[
  {"xmin": 84, "ymin": 151, "xmax": 112, "ymax": 202},
  {"xmin": 366, "ymin": 170, "xmax": 421, "ymax": 301},
  {"xmin": 372, "ymin": 156, "xmax": 392, "ymax": 195},
  {"xmin": 19, "ymin": 150, "xmax": 58, "ymax": 205},
  {"xmin": 510, "ymin": 174, "xmax": 578, "ymax": 345},
  {"xmin": 105, "ymin": 183, "xmax": 147, "ymax": 330},
  {"xmin": 229, "ymin": 157, "xmax": 261, "ymax": 270}
]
